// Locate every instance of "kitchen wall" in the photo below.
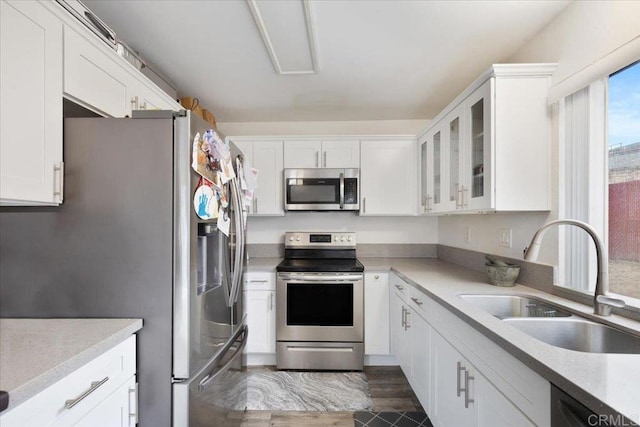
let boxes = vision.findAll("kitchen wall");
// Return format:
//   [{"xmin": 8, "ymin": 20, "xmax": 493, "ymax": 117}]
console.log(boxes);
[
  {"xmin": 246, "ymin": 213, "xmax": 437, "ymax": 244},
  {"xmin": 439, "ymin": 0, "xmax": 640, "ymax": 266},
  {"xmin": 218, "ymin": 119, "xmax": 439, "ymax": 245}
]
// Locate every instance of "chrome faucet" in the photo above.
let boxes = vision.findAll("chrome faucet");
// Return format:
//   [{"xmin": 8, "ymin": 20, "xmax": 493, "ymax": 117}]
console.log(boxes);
[{"xmin": 524, "ymin": 219, "xmax": 625, "ymax": 316}]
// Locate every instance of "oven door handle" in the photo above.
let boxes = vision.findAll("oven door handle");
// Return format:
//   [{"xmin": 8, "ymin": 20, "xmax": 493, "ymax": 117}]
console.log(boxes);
[
  {"xmin": 278, "ymin": 274, "xmax": 363, "ymax": 282},
  {"xmin": 339, "ymin": 172, "xmax": 345, "ymax": 210}
]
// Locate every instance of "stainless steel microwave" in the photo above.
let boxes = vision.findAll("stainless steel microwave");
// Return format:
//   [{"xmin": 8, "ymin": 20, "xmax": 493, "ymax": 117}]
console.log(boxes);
[{"xmin": 284, "ymin": 168, "xmax": 359, "ymax": 211}]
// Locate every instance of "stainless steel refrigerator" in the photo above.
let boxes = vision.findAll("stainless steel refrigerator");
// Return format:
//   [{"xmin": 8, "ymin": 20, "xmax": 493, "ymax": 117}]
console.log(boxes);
[{"xmin": 0, "ymin": 110, "xmax": 248, "ymax": 426}]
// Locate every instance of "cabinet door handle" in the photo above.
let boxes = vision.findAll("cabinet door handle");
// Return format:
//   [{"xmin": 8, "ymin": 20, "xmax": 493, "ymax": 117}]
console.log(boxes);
[
  {"xmin": 269, "ymin": 293, "xmax": 274, "ymax": 311},
  {"xmin": 464, "ymin": 370, "xmax": 475, "ymax": 408},
  {"xmin": 462, "ymin": 186, "xmax": 468, "ymax": 208},
  {"xmin": 456, "ymin": 361, "xmax": 465, "ymax": 397},
  {"xmin": 323, "ymin": 151, "xmax": 327, "ymax": 167},
  {"xmin": 401, "ymin": 306, "xmax": 406, "ymax": 328},
  {"xmin": 404, "ymin": 309, "xmax": 410, "ymax": 330},
  {"xmin": 130, "ymin": 96, "xmax": 139, "ymax": 111},
  {"xmin": 411, "ymin": 297, "xmax": 423, "ymax": 306},
  {"xmin": 315, "ymin": 151, "xmax": 320, "ymax": 167},
  {"xmin": 53, "ymin": 162, "xmax": 64, "ymax": 202},
  {"xmin": 65, "ymin": 376, "xmax": 109, "ymax": 409},
  {"xmin": 254, "ymin": 197, "xmax": 258, "ymax": 214},
  {"xmin": 128, "ymin": 382, "xmax": 138, "ymax": 425},
  {"xmin": 374, "ymin": 275, "xmax": 379, "ymax": 280},
  {"xmin": 362, "ymin": 197, "xmax": 366, "ymax": 214}
]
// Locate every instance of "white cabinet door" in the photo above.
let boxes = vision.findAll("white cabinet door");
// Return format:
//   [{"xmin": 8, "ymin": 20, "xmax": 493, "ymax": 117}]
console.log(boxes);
[
  {"xmin": 59, "ymin": 375, "xmax": 137, "ymax": 427},
  {"xmin": 443, "ymin": 108, "xmax": 464, "ymax": 212},
  {"xmin": 64, "ymin": 28, "xmax": 130, "ymax": 117},
  {"xmin": 283, "ymin": 140, "xmax": 322, "ymax": 168},
  {"xmin": 360, "ymin": 140, "xmax": 417, "ymax": 215},
  {"xmin": 430, "ymin": 331, "xmax": 477, "ymax": 427},
  {"xmin": 244, "ymin": 290, "xmax": 276, "ymax": 354},
  {"xmin": 321, "ymin": 140, "xmax": 360, "ymax": 168},
  {"xmin": 231, "ymin": 139, "xmax": 284, "ymax": 216},
  {"xmin": 410, "ymin": 310, "xmax": 431, "ymax": 411},
  {"xmin": 477, "ymin": 374, "xmax": 535, "ymax": 427},
  {"xmin": 253, "ymin": 140, "xmax": 284, "ymax": 215},
  {"xmin": 462, "ymin": 79, "xmax": 492, "ymax": 211},
  {"xmin": 0, "ymin": 0, "xmax": 63, "ymax": 206},
  {"xmin": 364, "ymin": 272, "xmax": 390, "ymax": 355}
]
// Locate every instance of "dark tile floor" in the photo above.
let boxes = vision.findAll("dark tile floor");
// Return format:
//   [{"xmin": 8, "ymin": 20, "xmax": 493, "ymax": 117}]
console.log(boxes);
[{"xmin": 353, "ymin": 411, "xmax": 433, "ymax": 427}]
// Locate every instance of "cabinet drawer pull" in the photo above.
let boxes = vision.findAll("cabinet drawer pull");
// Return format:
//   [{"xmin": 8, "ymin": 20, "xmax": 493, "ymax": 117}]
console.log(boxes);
[
  {"xmin": 456, "ymin": 362, "xmax": 465, "ymax": 397},
  {"xmin": 411, "ymin": 297, "xmax": 423, "ymax": 306},
  {"xmin": 374, "ymin": 275, "xmax": 379, "ymax": 279},
  {"xmin": 53, "ymin": 162, "xmax": 64, "ymax": 202},
  {"xmin": 65, "ymin": 376, "xmax": 109, "ymax": 409},
  {"xmin": 315, "ymin": 151, "xmax": 320, "ymax": 168},
  {"xmin": 129, "ymin": 383, "xmax": 138, "ymax": 424},
  {"xmin": 464, "ymin": 370, "xmax": 475, "ymax": 408},
  {"xmin": 323, "ymin": 151, "xmax": 327, "ymax": 167},
  {"xmin": 395, "ymin": 284, "xmax": 404, "ymax": 291}
]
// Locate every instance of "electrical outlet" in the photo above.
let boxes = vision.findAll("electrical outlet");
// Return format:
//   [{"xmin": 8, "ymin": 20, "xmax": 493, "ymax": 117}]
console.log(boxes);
[
  {"xmin": 465, "ymin": 227, "xmax": 471, "ymax": 244},
  {"xmin": 499, "ymin": 228, "xmax": 512, "ymax": 248}
]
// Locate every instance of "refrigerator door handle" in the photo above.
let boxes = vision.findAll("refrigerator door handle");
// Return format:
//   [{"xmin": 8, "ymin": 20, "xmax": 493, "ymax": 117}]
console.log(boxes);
[
  {"xmin": 198, "ymin": 325, "xmax": 247, "ymax": 391},
  {"xmin": 228, "ymin": 177, "xmax": 244, "ymax": 306}
]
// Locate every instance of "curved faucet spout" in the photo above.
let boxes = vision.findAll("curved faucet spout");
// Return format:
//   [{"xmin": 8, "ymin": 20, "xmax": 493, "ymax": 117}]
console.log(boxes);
[{"xmin": 524, "ymin": 219, "xmax": 624, "ymax": 316}]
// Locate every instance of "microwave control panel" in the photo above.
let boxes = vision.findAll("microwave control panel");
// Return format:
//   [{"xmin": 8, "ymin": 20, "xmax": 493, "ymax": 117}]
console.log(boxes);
[{"xmin": 344, "ymin": 178, "xmax": 358, "ymax": 204}]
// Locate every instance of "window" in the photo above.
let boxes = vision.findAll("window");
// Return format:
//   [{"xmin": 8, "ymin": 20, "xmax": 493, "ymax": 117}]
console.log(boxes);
[
  {"xmin": 559, "ymin": 62, "xmax": 640, "ymax": 301},
  {"xmin": 607, "ymin": 62, "xmax": 640, "ymax": 299}
]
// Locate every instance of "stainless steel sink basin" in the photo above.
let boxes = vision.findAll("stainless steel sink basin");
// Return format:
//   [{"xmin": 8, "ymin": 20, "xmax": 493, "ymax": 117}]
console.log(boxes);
[
  {"xmin": 503, "ymin": 318, "xmax": 640, "ymax": 354},
  {"xmin": 458, "ymin": 294, "xmax": 572, "ymax": 319}
]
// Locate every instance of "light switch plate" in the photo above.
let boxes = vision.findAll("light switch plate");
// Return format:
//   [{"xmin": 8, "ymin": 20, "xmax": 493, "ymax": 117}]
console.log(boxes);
[{"xmin": 499, "ymin": 228, "xmax": 512, "ymax": 248}]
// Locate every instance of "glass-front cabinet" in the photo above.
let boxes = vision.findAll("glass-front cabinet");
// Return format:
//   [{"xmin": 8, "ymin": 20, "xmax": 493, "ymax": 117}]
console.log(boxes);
[
  {"xmin": 462, "ymin": 79, "xmax": 492, "ymax": 210},
  {"xmin": 417, "ymin": 64, "xmax": 554, "ymax": 214}
]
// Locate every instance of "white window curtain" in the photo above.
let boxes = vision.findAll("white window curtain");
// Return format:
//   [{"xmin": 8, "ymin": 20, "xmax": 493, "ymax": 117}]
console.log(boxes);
[{"xmin": 558, "ymin": 79, "xmax": 608, "ymax": 293}]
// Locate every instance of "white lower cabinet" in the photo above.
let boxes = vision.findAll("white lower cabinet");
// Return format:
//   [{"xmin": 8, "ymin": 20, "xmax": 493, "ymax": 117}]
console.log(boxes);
[
  {"xmin": 243, "ymin": 272, "xmax": 276, "ymax": 360},
  {"xmin": 388, "ymin": 277, "xmax": 550, "ymax": 426},
  {"xmin": 364, "ymin": 272, "xmax": 390, "ymax": 356},
  {"xmin": 1, "ymin": 336, "xmax": 137, "ymax": 427}
]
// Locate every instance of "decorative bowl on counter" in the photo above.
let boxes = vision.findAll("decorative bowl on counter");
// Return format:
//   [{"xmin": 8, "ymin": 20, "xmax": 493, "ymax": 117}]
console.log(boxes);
[{"xmin": 485, "ymin": 263, "xmax": 520, "ymax": 287}]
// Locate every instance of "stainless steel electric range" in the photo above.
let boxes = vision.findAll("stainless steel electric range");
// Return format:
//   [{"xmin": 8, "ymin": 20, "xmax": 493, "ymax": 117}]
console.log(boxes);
[{"xmin": 276, "ymin": 232, "xmax": 364, "ymax": 370}]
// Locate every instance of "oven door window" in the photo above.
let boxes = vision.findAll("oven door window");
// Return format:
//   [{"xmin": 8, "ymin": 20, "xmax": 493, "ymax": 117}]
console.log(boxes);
[
  {"xmin": 287, "ymin": 283, "xmax": 353, "ymax": 326},
  {"xmin": 287, "ymin": 179, "xmax": 340, "ymax": 204}
]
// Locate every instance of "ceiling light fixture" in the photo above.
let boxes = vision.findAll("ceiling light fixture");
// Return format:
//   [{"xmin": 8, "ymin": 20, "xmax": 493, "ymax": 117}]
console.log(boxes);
[{"xmin": 246, "ymin": 0, "xmax": 318, "ymax": 75}]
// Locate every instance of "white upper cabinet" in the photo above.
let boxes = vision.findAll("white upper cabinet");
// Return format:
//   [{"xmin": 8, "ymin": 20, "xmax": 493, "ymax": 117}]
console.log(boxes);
[
  {"xmin": 360, "ymin": 139, "xmax": 417, "ymax": 216},
  {"xmin": 65, "ymin": 26, "xmax": 179, "ymax": 118},
  {"xmin": 0, "ymin": 0, "xmax": 63, "ymax": 206},
  {"xmin": 64, "ymin": 27, "xmax": 130, "ymax": 117},
  {"xmin": 231, "ymin": 138, "xmax": 284, "ymax": 216},
  {"xmin": 418, "ymin": 64, "xmax": 555, "ymax": 214},
  {"xmin": 283, "ymin": 139, "xmax": 359, "ymax": 169}
]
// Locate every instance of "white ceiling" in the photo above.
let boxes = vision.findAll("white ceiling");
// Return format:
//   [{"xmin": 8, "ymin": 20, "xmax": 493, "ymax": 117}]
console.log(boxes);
[{"xmin": 82, "ymin": 0, "xmax": 570, "ymax": 123}]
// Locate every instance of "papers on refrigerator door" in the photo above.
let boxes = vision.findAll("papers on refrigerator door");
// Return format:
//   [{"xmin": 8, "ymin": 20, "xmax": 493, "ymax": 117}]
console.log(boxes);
[
  {"xmin": 216, "ymin": 206, "xmax": 231, "ymax": 236},
  {"xmin": 193, "ymin": 177, "xmax": 218, "ymax": 220}
]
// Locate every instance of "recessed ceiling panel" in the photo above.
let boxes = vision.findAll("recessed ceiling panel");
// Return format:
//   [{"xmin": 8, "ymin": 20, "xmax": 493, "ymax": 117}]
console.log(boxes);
[{"xmin": 247, "ymin": 0, "xmax": 317, "ymax": 74}]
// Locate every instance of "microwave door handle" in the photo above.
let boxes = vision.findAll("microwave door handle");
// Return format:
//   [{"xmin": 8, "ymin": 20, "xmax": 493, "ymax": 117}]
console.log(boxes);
[{"xmin": 339, "ymin": 172, "xmax": 345, "ymax": 210}]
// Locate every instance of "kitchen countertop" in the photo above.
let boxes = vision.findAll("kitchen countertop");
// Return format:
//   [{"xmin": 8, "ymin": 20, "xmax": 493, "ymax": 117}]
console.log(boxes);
[
  {"xmin": 0, "ymin": 318, "xmax": 142, "ymax": 413},
  {"xmin": 361, "ymin": 257, "xmax": 640, "ymax": 423}
]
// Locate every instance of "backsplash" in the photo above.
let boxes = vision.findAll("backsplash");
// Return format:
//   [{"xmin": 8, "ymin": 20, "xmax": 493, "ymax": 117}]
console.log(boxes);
[
  {"xmin": 436, "ymin": 245, "xmax": 555, "ymax": 292},
  {"xmin": 246, "ymin": 243, "xmax": 437, "ymax": 259}
]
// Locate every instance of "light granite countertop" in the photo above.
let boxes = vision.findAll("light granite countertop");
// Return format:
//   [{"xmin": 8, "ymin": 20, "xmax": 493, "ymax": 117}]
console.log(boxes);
[
  {"xmin": 361, "ymin": 257, "xmax": 640, "ymax": 423},
  {"xmin": 0, "ymin": 318, "xmax": 142, "ymax": 413}
]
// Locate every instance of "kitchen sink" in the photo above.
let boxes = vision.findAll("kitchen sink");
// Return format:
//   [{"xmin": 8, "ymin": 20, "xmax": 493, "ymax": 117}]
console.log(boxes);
[
  {"xmin": 458, "ymin": 294, "xmax": 572, "ymax": 319},
  {"xmin": 503, "ymin": 318, "xmax": 640, "ymax": 354}
]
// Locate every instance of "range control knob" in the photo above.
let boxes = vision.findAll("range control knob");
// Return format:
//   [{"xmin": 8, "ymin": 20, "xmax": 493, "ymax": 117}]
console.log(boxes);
[
  {"xmin": 289, "ymin": 236, "xmax": 294, "ymax": 242},
  {"xmin": 341, "ymin": 236, "xmax": 346, "ymax": 242},
  {"xmin": 347, "ymin": 236, "xmax": 353, "ymax": 242},
  {"xmin": 334, "ymin": 236, "xmax": 339, "ymax": 242},
  {"xmin": 296, "ymin": 236, "xmax": 301, "ymax": 241}
]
